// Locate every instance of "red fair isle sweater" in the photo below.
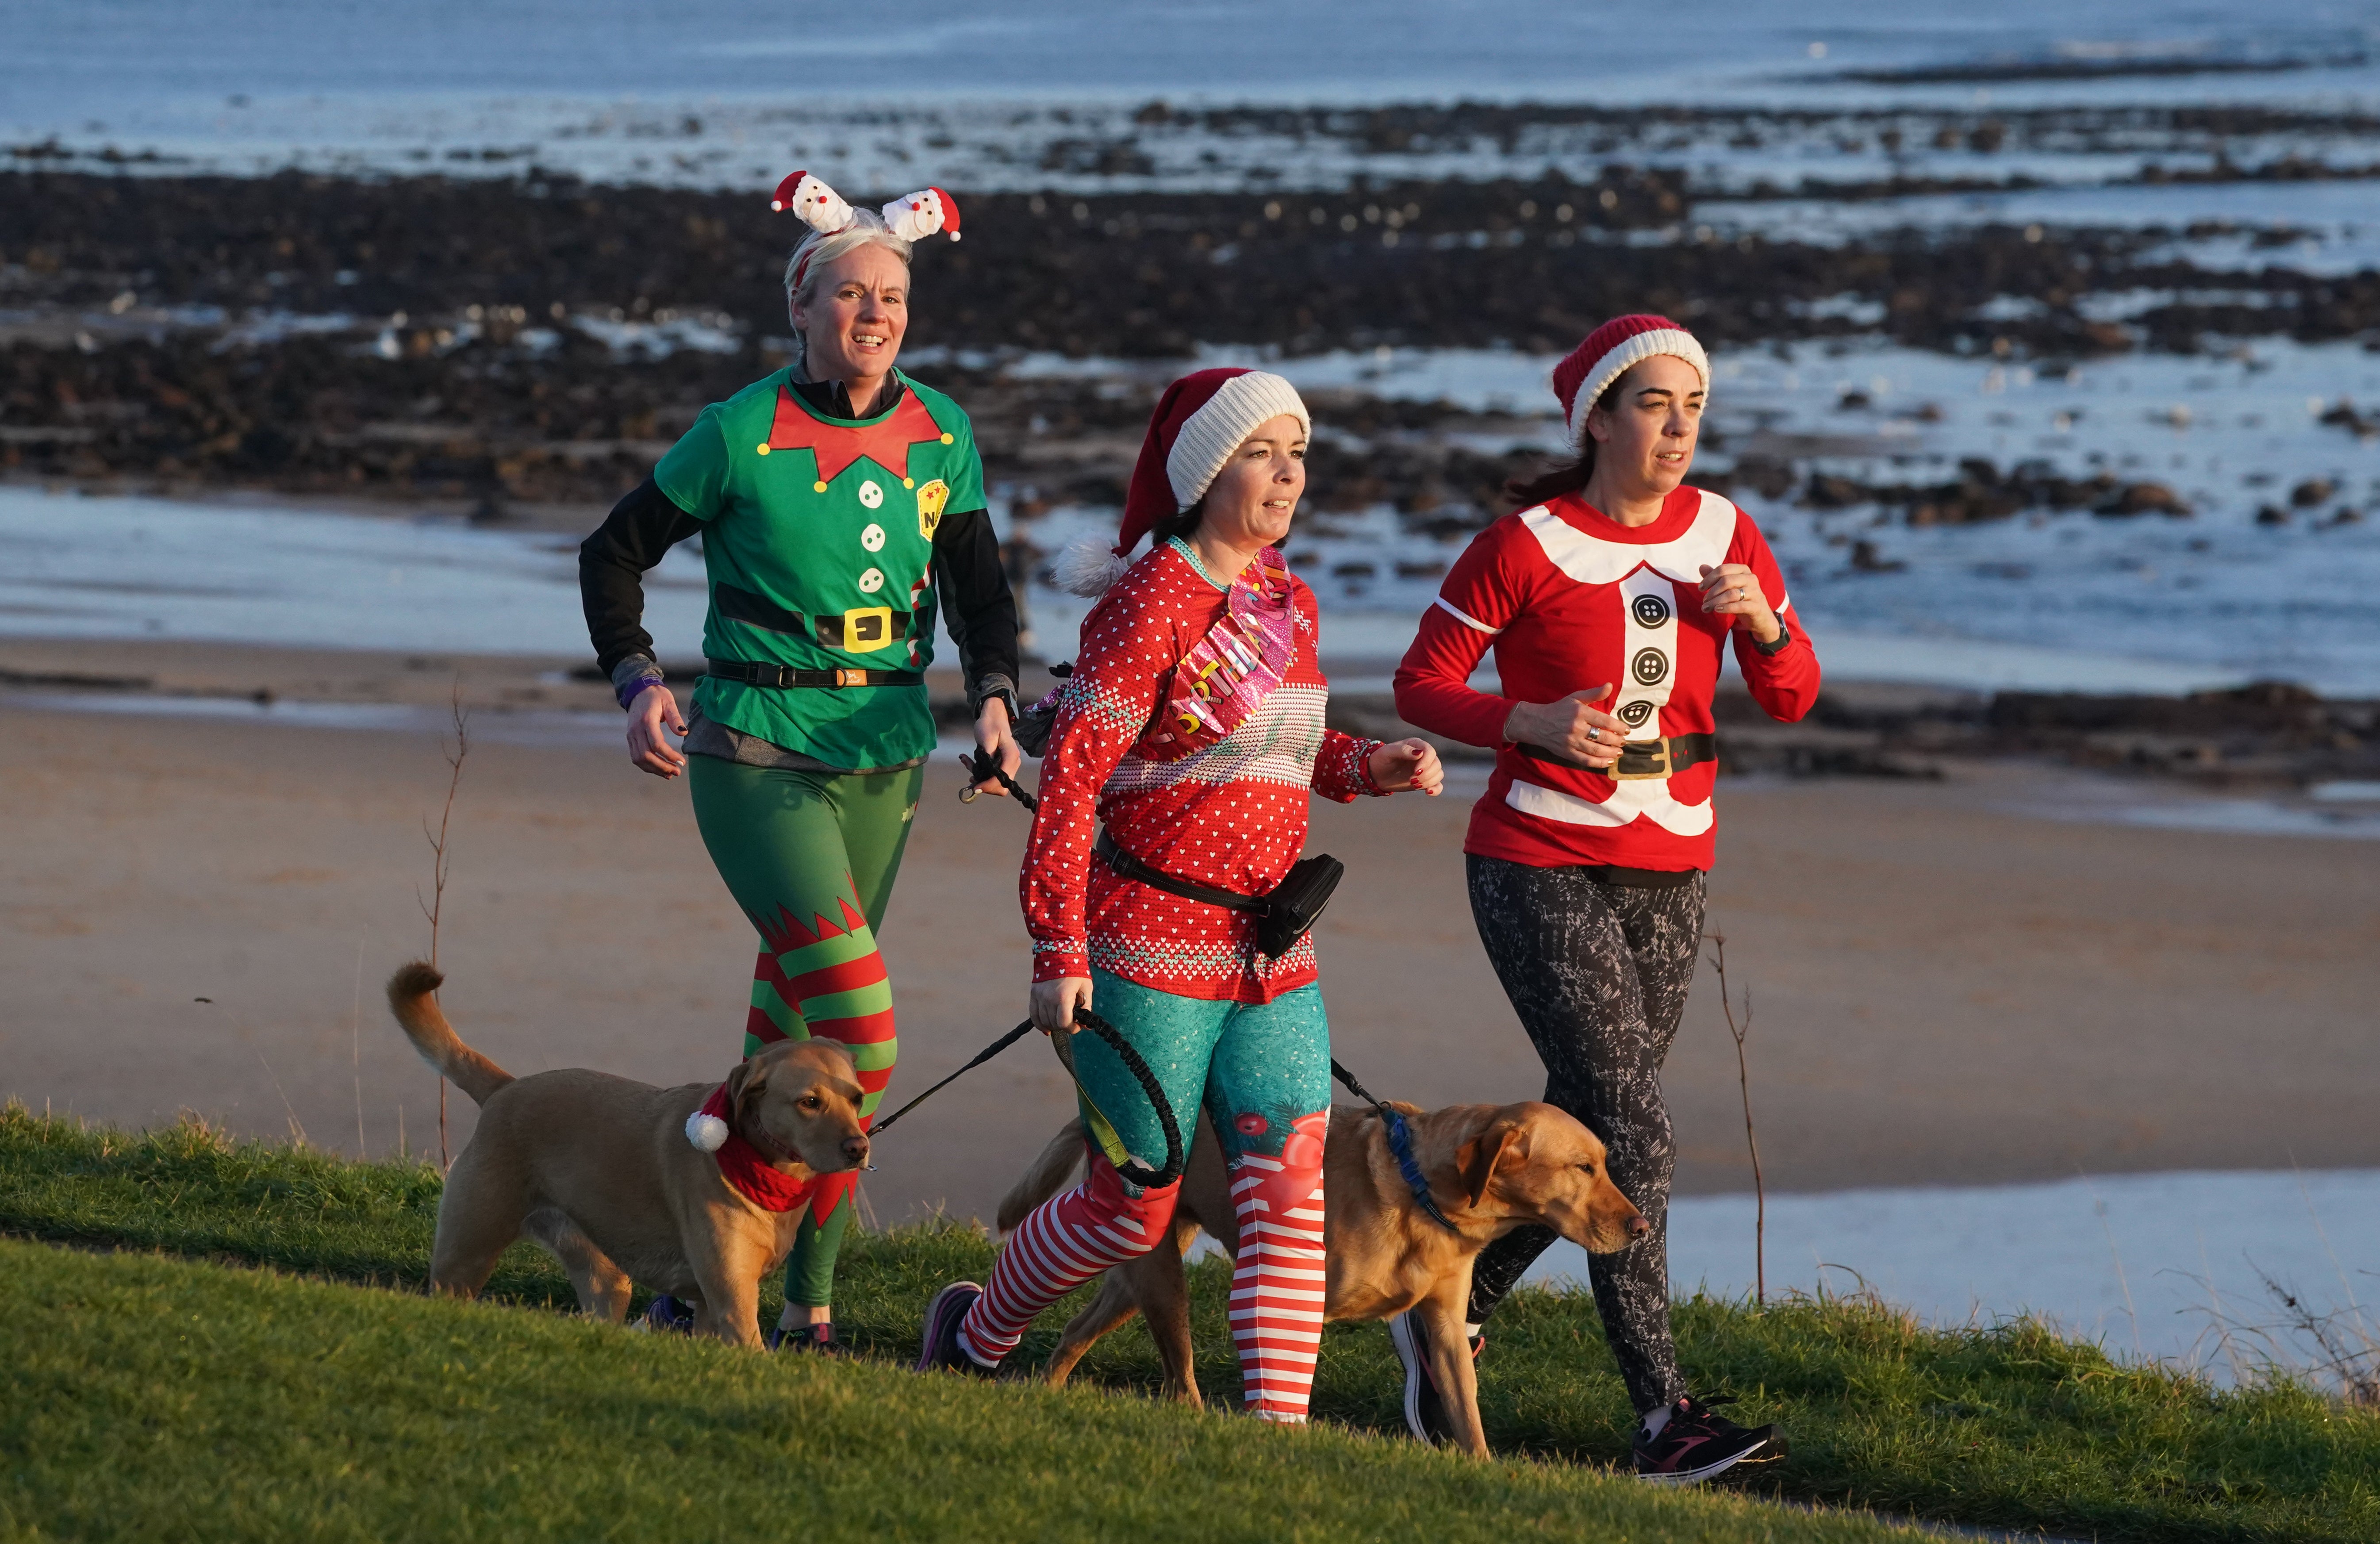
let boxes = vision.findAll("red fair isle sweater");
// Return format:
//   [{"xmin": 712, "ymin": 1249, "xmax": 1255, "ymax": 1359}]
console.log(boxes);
[
  {"xmin": 1393, "ymin": 486, "xmax": 1821, "ymax": 872},
  {"xmin": 1024, "ymin": 542, "xmax": 1385, "ymax": 1003}
]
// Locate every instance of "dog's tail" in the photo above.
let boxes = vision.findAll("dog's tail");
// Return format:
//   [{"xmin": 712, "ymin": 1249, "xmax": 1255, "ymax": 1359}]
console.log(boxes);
[
  {"xmin": 384, "ymin": 962, "xmax": 513, "ymax": 1106},
  {"xmin": 995, "ymin": 1118, "xmax": 1086, "ymax": 1234}
]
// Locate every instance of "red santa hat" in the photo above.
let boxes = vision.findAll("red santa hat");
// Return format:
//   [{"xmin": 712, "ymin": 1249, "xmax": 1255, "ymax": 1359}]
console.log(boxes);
[
  {"xmin": 1553, "ymin": 314, "xmax": 1710, "ymax": 446},
  {"xmin": 1053, "ymin": 367, "xmax": 1310, "ymax": 596},
  {"xmin": 773, "ymin": 170, "xmax": 962, "ymax": 291}
]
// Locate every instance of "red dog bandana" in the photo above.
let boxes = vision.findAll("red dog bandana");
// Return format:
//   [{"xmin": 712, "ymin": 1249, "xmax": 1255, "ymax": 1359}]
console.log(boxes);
[{"xmin": 687, "ymin": 1084, "xmax": 818, "ymax": 1213}]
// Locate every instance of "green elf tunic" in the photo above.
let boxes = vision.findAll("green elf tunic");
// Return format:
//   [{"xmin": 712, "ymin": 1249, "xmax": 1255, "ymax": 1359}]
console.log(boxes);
[
  {"xmin": 657, "ymin": 365, "xmax": 984, "ymax": 768},
  {"xmin": 583, "ymin": 364, "xmax": 1014, "ymax": 1321}
]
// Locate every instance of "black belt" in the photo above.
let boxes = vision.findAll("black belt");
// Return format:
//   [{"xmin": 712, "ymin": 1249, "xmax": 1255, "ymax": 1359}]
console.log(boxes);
[
  {"xmin": 1093, "ymin": 828, "xmax": 1344, "ymax": 959},
  {"xmin": 705, "ymin": 660, "xmax": 924, "ymax": 690},
  {"xmin": 714, "ymin": 583, "xmax": 913, "ymax": 649},
  {"xmin": 1519, "ymin": 730, "xmax": 1716, "ymax": 780},
  {"xmin": 1094, "ymin": 829, "xmax": 1263, "ymax": 912}
]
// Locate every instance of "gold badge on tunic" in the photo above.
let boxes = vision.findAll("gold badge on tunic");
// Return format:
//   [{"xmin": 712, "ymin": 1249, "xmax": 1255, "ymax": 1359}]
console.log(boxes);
[{"xmin": 915, "ymin": 478, "xmax": 949, "ymax": 539}]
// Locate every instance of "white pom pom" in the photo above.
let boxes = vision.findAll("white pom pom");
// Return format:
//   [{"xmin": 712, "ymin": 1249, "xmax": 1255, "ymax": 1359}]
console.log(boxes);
[
  {"xmin": 1052, "ymin": 536, "xmax": 1132, "ymax": 597},
  {"xmin": 684, "ymin": 1111, "xmax": 729, "ymax": 1152}
]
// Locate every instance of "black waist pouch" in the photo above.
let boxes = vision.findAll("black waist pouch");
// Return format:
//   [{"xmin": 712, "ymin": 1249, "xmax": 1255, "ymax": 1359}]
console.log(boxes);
[
  {"xmin": 1096, "ymin": 831, "xmax": 1345, "ymax": 960},
  {"xmin": 1256, "ymin": 853, "xmax": 1345, "ymax": 959}
]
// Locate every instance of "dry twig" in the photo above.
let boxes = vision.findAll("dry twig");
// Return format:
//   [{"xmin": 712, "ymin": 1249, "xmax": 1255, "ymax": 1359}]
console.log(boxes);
[
  {"xmin": 1704, "ymin": 932, "xmax": 1766, "ymax": 1307},
  {"xmin": 418, "ymin": 680, "xmax": 470, "ymax": 1171}
]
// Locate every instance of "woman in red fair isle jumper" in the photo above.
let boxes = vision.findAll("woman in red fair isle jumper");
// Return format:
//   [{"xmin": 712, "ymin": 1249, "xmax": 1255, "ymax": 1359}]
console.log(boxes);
[
  {"xmin": 914, "ymin": 369, "xmax": 1445, "ymax": 1424},
  {"xmin": 1390, "ymin": 315, "xmax": 1820, "ymax": 1482}
]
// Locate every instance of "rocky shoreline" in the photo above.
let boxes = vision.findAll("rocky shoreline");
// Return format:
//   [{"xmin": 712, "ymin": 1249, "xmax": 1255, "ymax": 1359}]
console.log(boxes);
[{"xmin": 7, "ymin": 169, "xmax": 2376, "ymax": 530}]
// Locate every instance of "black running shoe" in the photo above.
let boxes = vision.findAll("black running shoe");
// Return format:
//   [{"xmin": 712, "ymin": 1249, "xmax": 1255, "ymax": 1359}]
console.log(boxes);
[
  {"xmin": 765, "ymin": 1321, "xmax": 845, "ymax": 1354},
  {"xmin": 1387, "ymin": 1311, "xmax": 1484, "ymax": 1445},
  {"xmin": 914, "ymin": 1282, "xmax": 998, "ymax": 1377},
  {"xmin": 1632, "ymin": 1394, "xmax": 1786, "ymax": 1484},
  {"xmin": 641, "ymin": 1294, "xmax": 695, "ymax": 1335}
]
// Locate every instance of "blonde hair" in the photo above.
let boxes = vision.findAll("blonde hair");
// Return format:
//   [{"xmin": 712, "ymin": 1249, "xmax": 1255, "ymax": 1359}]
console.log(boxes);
[{"xmin": 783, "ymin": 216, "xmax": 913, "ymax": 376}]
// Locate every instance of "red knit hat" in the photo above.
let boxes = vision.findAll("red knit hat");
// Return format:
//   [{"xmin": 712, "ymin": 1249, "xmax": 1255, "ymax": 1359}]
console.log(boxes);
[
  {"xmin": 1552, "ymin": 315, "xmax": 1710, "ymax": 445},
  {"xmin": 1054, "ymin": 367, "xmax": 1309, "ymax": 595}
]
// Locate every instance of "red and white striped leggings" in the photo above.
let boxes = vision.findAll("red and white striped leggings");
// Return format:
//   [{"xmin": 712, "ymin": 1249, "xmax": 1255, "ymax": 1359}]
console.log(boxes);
[{"xmin": 958, "ymin": 974, "xmax": 1331, "ymax": 1421}]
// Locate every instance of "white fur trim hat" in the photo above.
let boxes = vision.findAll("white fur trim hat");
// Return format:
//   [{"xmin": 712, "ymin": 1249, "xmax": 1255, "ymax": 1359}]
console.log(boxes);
[
  {"xmin": 1553, "ymin": 314, "xmax": 1710, "ymax": 445},
  {"xmin": 1055, "ymin": 367, "xmax": 1311, "ymax": 596}
]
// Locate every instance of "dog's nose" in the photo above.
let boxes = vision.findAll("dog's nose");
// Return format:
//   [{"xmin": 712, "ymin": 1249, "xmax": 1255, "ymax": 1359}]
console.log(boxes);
[
  {"xmin": 842, "ymin": 1134, "xmax": 871, "ymax": 1166},
  {"xmin": 1626, "ymin": 1214, "xmax": 1651, "ymax": 1237}
]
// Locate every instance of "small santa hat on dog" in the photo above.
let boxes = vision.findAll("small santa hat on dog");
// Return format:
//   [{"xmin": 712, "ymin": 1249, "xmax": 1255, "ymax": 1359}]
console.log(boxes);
[
  {"xmin": 1053, "ymin": 367, "xmax": 1310, "ymax": 596},
  {"xmin": 1552, "ymin": 314, "xmax": 1710, "ymax": 447},
  {"xmin": 772, "ymin": 170, "xmax": 962, "ymax": 290}
]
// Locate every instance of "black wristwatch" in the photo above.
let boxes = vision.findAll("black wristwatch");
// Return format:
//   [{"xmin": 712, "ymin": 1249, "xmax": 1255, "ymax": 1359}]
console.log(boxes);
[{"xmin": 1753, "ymin": 620, "xmax": 1793, "ymax": 657}]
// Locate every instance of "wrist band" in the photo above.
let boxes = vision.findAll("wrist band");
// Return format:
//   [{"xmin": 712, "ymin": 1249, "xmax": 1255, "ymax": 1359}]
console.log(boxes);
[{"xmin": 613, "ymin": 664, "xmax": 666, "ymax": 711}]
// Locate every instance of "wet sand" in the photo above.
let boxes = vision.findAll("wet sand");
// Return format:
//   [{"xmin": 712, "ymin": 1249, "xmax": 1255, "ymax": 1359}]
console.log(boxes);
[{"xmin": 5, "ymin": 659, "xmax": 2376, "ymax": 1232}]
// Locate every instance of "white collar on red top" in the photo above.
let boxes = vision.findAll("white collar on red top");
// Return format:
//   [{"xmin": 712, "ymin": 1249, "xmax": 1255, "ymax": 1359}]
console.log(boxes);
[{"xmin": 1517, "ymin": 489, "xmax": 1735, "ymax": 586}]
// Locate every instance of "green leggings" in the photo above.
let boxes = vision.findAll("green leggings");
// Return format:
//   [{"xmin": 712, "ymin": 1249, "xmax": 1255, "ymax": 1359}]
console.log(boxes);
[{"xmin": 689, "ymin": 755, "xmax": 922, "ymax": 1309}]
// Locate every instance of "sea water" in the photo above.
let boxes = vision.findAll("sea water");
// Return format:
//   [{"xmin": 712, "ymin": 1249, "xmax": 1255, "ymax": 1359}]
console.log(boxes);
[{"xmin": 1527, "ymin": 1165, "xmax": 2380, "ymax": 1379}]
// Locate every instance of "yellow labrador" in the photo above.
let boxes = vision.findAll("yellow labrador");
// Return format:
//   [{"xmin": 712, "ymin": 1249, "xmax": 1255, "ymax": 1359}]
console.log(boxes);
[
  {"xmin": 998, "ymin": 1098, "xmax": 1645, "ymax": 1455},
  {"xmin": 386, "ymin": 961, "xmax": 867, "ymax": 1347}
]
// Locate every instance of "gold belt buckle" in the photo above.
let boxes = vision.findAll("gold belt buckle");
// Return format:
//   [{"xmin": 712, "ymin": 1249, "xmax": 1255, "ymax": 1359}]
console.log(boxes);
[
  {"xmin": 833, "ymin": 668, "xmax": 867, "ymax": 688},
  {"xmin": 1610, "ymin": 735, "xmax": 1671, "ymax": 780},
  {"xmin": 840, "ymin": 605, "xmax": 894, "ymax": 654}
]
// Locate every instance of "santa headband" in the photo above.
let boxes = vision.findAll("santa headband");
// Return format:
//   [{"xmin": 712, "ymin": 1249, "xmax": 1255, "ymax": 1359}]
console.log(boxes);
[
  {"xmin": 1553, "ymin": 314, "xmax": 1710, "ymax": 445},
  {"xmin": 774, "ymin": 171, "xmax": 962, "ymax": 292},
  {"xmin": 1054, "ymin": 368, "xmax": 1310, "ymax": 597}
]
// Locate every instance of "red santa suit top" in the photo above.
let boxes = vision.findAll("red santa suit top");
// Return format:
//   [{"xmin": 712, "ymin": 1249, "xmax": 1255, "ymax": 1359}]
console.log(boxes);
[
  {"xmin": 1024, "ymin": 540, "xmax": 1385, "ymax": 1002},
  {"xmin": 1393, "ymin": 485, "xmax": 1820, "ymax": 872}
]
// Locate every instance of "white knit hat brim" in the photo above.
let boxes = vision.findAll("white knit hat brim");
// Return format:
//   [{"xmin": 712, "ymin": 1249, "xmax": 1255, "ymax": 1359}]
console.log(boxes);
[
  {"xmin": 1163, "ymin": 371, "xmax": 1311, "ymax": 510},
  {"xmin": 1566, "ymin": 329, "xmax": 1710, "ymax": 443}
]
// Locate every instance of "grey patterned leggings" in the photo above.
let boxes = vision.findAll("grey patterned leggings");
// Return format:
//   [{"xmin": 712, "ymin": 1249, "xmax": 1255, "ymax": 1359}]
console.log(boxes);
[{"xmin": 1463, "ymin": 853, "xmax": 1707, "ymax": 1414}]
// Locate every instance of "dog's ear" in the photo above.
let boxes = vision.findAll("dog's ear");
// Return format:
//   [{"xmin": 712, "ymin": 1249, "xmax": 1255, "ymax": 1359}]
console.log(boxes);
[
  {"xmin": 1458, "ymin": 1121, "xmax": 1524, "ymax": 1210},
  {"xmin": 723, "ymin": 1057, "xmax": 768, "ymax": 1134}
]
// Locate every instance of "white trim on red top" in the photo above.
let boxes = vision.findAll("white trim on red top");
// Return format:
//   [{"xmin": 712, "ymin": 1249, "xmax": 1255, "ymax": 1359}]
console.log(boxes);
[{"xmin": 1432, "ymin": 596, "xmax": 1501, "ymax": 634}]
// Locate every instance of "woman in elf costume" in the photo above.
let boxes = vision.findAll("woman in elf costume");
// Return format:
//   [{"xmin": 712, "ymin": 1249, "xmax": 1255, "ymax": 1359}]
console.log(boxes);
[
  {"xmin": 579, "ymin": 173, "xmax": 1022, "ymax": 1350},
  {"xmin": 914, "ymin": 369, "xmax": 1444, "ymax": 1424}
]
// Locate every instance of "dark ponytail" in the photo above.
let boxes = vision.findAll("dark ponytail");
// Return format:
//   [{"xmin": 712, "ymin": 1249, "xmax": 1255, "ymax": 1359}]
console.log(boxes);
[
  {"xmin": 1502, "ymin": 375, "xmax": 1627, "ymax": 510},
  {"xmin": 1148, "ymin": 496, "xmax": 1205, "ymax": 549}
]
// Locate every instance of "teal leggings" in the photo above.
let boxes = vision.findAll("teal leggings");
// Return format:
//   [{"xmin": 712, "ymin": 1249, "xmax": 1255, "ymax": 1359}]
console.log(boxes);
[{"xmin": 1067, "ymin": 970, "xmax": 1332, "ymax": 1171}]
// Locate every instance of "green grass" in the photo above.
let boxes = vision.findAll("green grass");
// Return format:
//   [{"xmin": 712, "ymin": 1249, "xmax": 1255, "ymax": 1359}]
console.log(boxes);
[{"xmin": 4, "ymin": 1105, "xmax": 2374, "ymax": 1543}]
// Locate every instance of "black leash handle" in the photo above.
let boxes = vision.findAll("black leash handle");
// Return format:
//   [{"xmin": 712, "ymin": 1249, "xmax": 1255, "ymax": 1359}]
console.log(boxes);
[
  {"xmin": 960, "ymin": 748, "xmax": 1038, "ymax": 813},
  {"xmin": 1076, "ymin": 1007, "xmax": 1185, "ymax": 1190},
  {"xmin": 864, "ymin": 1006, "xmax": 1183, "ymax": 1190}
]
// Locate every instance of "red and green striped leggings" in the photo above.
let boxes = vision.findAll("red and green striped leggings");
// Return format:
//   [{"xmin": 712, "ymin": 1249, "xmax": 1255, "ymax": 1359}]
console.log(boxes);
[{"xmin": 690, "ymin": 756, "xmax": 921, "ymax": 1310}]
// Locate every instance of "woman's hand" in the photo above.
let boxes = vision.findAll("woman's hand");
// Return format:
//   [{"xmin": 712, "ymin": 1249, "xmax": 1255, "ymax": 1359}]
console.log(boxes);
[
  {"xmin": 1697, "ymin": 563, "xmax": 1781, "ymax": 644},
  {"xmin": 1368, "ymin": 737, "xmax": 1445, "ymax": 796},
  {"xmin": 1032, "ymin": 976, "xmax": 1093, "ymax": 1035},
  {"xmin": 626, "ymin": 684, "xmax": 689, "ymax": 778},
  {"xmin": 1505, "ymin": 686, "xmax": 1628, "ymax": 768},
  {"xmin": 966, "ymin": 694, "xmax": 1024, "ymax": 798}
]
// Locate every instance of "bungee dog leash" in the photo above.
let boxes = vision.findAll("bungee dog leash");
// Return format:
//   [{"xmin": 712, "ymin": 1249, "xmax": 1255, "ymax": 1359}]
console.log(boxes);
[
  {"xmin": 868, "ymin": 1005, "xmax": 1184, "ymax": 1189},
  {"xmin": 958, "ymin": 746, "xmax": 1039, "ymax": 813}
]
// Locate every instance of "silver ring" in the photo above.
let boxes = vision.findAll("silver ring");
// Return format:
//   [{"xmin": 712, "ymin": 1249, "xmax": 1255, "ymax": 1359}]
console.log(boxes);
[{"xmin": 1586, "ymin": 727, "xmax": 1599, "ymax": 742}]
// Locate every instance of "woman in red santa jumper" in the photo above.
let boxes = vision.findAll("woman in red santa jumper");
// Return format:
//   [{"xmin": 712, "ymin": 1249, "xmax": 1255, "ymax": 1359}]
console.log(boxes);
[
  {"xmin": 1390, "ymin": 315, "xmax": 1820, "ymax": 1482},
  {"xmin": 915, "ymin": 368, "xmax": 1445, "ymax": 1422}
]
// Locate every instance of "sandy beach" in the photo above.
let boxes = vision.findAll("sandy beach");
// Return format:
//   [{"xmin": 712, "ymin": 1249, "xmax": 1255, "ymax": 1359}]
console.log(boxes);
[{"xmin": 7, "ymin": 641, "xmax": 2374, "ymax": 1232}]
